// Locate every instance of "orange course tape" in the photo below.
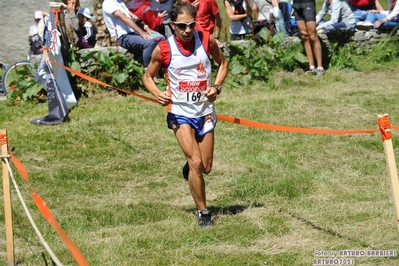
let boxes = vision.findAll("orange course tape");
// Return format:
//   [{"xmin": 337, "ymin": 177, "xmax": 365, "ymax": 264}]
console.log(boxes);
[
  {"xmin": 217, "ymin": 114, "xmax": 379, "ymax": 135},
  {"xmin": 50, "ymin": 60, "xmax": 382, "ymax": 135},
  {"xmin": 9, "ymin": 152, "xmax": 89, "ymax": 266},
  {"xmin": 391, "ymin": 125, "xmax": 399, "ymax": 132},
  {"xmin": 378, "ymin": 115, "xmax": 392, "ymax": 141},
  {"xmin": 0, "ymin": 133, "xmax": 6, "ymax": 146},
  {"xmin": 49, "ymin": 60, "xmax": 158, "ymax": 104}
]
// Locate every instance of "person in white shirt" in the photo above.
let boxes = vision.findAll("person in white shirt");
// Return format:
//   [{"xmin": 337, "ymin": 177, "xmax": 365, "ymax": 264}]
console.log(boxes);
[
  {"xmin": 224, "ymin": 0, "xmax": 253, "ymax": 40},
  {"xmin": 29, "ymin": 11, "xmax": 45, "ymax": 55},
  {"xmin": 103, "ymin": 0, "xmax": 165, "ymax": 67},
  {"xmin": 316, "ymin": 0, "xmax": 356, "ymax": 34},
  {"xmin": 29, "ymin": 11, "xmax": 43, "ymax": 37},
  {"xmin": 358, "ymin": 0, "xmax": 399, "ymax": 29}
]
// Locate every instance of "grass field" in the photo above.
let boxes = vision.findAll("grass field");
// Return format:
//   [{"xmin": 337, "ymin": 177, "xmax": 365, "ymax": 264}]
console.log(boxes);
[
  {"xmin": 1, "ymin": 61, "xmax": 399, "ymax": 265},
  {"xmin": 0, "ymin": 1, "xmax": 398, "ymax": 265}
]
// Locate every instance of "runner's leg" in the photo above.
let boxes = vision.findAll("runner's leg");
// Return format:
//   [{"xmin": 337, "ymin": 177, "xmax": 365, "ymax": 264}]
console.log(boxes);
[{"xmin": 173, "ymin": 123, "xmax": 207, "ymax": 211}]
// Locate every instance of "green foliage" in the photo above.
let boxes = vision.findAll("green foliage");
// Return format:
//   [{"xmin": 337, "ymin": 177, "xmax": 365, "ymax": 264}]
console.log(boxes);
[
  {"xmin": 366, "ymin": 35, "xmax": 399, "ymax": 64},
  {"xmin": 4, "ymin": 71, "xmax": 45, "ymax": 105},
  {"xmin": 226, "ymin": 29, "xmax": 307, "ymax": 87},
  {"xmin": 6, "ymin": 33, "xmax": 399, "ymax": 104},
  {"xmin": 328, "ymin": 42, "xmax": 360, "ymax": 70},
  {"xmin": 273, "ymin": 36, "xmax": 308, "ymax": 71},
  {"xmin": 69, "ymin": 48, "xmax": 144, "ymax": 95}
]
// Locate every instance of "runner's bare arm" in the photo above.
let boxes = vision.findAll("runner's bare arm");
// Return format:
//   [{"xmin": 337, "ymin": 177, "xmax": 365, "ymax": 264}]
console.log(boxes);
[
  {"xmin": 205, "ymin": 36, "xmax": 228, "ymax": 101},
  {"xmin": 143, "ymin": 46, "xmax": 172, "ymax": 106}
]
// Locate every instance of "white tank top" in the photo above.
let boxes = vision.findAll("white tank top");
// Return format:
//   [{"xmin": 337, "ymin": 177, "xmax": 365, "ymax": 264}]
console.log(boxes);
[
  {"xmin": 166, "ymin": 31, "xmax": 213, "ymax": 118},
  {"xmin": 230, "ymin": 1, "xmax": 251, "ymax": 35}
]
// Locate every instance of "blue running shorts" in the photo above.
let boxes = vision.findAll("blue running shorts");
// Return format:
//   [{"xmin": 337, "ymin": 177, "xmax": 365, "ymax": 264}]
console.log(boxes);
[{"xmin": 167, "ymin": 112, "xmax": 217, "ymax": 137}]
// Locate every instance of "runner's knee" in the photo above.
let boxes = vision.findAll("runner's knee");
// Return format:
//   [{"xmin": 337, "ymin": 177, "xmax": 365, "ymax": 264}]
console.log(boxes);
[
  {"xmin": 202, "ymin": 164, "xmax": 212, "ymax": 175},
  {"xmin": 202, "ymin": 159, "xmax": 213, "ymax": 174}
]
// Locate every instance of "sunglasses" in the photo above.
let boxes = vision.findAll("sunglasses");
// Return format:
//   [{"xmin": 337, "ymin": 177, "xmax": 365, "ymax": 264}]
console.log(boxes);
[{"xmin": 173, "ymin": 21, "xmax": 196, "ymax": 30}]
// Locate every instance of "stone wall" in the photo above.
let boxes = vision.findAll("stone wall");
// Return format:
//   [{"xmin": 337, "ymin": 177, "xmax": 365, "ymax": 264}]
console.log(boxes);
[
  {"xmin": 0, "ymin": 0, "xmax": 95, "ymax": 62},
  {"xmin": 93, "ymin": 0, "xmax": 113, "ymax": 47},
  {"xmin": 318, "ymin": 28, "xmax": 399, "ymax": 53}
]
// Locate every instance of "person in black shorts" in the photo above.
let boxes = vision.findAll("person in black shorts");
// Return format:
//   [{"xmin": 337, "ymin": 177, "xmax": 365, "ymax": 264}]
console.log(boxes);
[{"xmin": 292, "ymin": 0, "xmax": 324, "ymax": 77}]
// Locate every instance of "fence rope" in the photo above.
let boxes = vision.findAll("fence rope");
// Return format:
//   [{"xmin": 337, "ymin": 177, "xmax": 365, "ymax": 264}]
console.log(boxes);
[
  {"xmin": 8, "ymin": 151, "xmax": 89, "ymax": 266},
  {"xmin": 4, "ymin": 156, "xmax": 64, "ymax": 266}
]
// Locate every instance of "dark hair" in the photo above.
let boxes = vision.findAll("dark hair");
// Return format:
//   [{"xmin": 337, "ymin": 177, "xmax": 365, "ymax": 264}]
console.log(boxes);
[{"xmin": 170, "ymin": 2, "xmax": 197, "ymax": 22}]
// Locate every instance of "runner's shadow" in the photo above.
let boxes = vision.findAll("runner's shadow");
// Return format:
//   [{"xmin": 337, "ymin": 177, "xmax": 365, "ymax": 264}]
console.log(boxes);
[{"xmin": 185, "ymin": 203, "xmax": 264, "ymax": 217}]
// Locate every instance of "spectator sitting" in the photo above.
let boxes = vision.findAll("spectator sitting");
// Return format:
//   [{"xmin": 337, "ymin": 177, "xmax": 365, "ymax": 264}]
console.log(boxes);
[
  {"xmin": 253, "ymin": 0, "xmax": 278, "ymax": 23},
  {"xmin": 151, "ymin": 0, "xmax": 176, "ymax": 37},
  {"xmin": 348, "ymin": 0, "xmax": 382, "ymax": 23},
  {"xmin": 63, "ymin": 0, "xmax": 81, "ymax": 48},
  {"xmin": 102, "ymin": 0, "xmax": 165, "ymax": 68},
  {"xmin": 29, "ymin": 11, "xmax": 45, "ymax": 55},
  {"xmin": 357, "ymin": 0, "xmax": 399, "ymax": 30},
  {"xmin": 252, "ymin": 0, "xmax": 296, "ymax": 36},
  {"xmin": 76, "ymin": 8, "xmax": 97, "ymax": 49},
  {"xmin": 252, "ymin": 0, "xmax": 293, "ymax": 36},
  {"xmin": 224, "ymin": 0, "xmax": 253, "ymax": 40},
  {"xmin": 316, "ymin": 0, "xmax": 356, "ymax": 34},
  {"xmin": 127, "ymin": 0, "xmax": 168, "ymax": 35}
]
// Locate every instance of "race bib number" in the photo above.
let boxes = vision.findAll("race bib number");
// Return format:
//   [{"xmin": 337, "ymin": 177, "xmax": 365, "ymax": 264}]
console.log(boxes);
[{"xmin": 177, "ymin": 80, "xmax": 208, "ymax": 102}]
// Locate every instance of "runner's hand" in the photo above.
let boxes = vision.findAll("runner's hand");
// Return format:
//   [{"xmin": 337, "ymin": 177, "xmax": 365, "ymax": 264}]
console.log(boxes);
[
  {"xmin": 157, "ymin": 91, "xmax": 172, "ymax": 106},
  {"xmin": 205, "ymin": 87, "xmax": 217, "ymax": 102}
]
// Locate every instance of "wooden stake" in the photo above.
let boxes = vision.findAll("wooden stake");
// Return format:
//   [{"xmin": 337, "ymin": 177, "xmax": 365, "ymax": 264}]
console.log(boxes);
[
  {"xmin": 377, "ymin": 114, "xmax": 399, "ymax": 234},
  {"xmin": 1, "ymin": 129, "xmax": 14, "ymax": 265}
]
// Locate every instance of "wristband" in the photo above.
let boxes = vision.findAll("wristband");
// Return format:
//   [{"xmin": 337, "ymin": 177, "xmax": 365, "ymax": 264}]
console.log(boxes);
[{"xmin": 213, "ymin": 84, "xmax": 222, "ymax": 95}]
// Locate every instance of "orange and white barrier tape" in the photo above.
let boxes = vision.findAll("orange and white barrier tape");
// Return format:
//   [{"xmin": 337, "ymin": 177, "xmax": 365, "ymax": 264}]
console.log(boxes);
[
  {"xmin": 1, "ymin": 132, "xmax": 88, "ymax": 266},
  {"xmin": 4, "ymin": 156, "xmax": 63, "ymax": 266}
]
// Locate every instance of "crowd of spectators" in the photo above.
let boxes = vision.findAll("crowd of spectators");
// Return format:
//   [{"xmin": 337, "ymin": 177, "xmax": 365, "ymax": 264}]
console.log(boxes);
[{"xmin": 32, "ymin": 0, "xmax": 399, "ymax": 76}]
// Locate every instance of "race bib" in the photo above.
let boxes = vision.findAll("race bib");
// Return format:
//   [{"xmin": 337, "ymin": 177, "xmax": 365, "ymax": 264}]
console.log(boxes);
[{"xmin": 177, "ymin": 80, "xmax": 208, "ymax": 102}]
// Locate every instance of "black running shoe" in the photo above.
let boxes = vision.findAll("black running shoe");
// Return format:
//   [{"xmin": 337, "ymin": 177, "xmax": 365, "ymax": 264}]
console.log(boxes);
[
  {"xmin": 198, "ymin": 210, "xmax": 212, "ymax": 228},
  {"xmin": 182, "ymin": 161, "xmax": 189, "ymax": 181}
]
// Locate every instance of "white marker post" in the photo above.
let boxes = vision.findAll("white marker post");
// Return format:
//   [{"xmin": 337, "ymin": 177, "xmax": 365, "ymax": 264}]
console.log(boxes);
[
  {"xmin": 378, "ymin": 114, "xmax": 399, "ymax": 235},
  {"xmin": 1, "ymin": 130, "xmax": 14, "ymax": 265}
]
